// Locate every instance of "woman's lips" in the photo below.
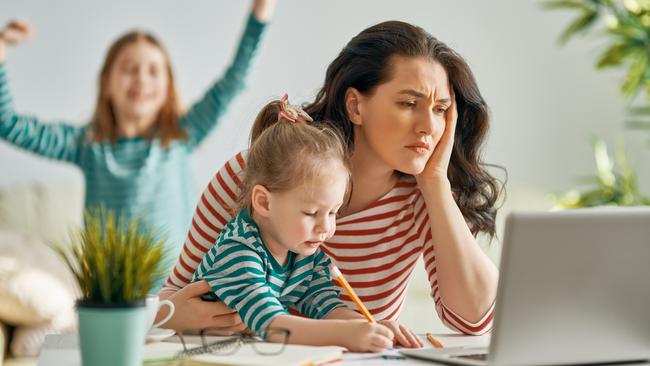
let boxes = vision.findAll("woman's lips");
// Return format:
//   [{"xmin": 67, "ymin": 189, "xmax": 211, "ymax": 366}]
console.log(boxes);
[{"xmin": 405, "ymin": 142, "xmax": 431, "ymax": 155}]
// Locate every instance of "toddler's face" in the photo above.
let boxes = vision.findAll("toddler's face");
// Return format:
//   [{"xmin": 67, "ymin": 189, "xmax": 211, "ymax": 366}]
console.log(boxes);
[
  {"xmin": 107, "ymin": 40, "xmax": 169, "ymax": 135},
  {"xmin": 266, "ymin": 162, "xmax": 349, "ymax": 257}
]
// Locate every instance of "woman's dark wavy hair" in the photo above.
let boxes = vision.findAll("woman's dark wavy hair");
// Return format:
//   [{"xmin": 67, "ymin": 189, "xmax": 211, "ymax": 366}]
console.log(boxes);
[{"xmin": 304, "ymin": 21, "xmax": 505, "ymax": 237}]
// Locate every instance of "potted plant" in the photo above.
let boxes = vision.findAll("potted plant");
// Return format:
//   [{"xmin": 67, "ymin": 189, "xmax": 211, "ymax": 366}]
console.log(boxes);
[{"xmin": 55, "ymin": 209, "xmax": 167, "ymax": 366}]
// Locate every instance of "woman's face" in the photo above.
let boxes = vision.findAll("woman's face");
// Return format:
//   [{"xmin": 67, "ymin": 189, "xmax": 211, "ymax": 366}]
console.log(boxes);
[{"xmin": 350, "ymin": 56, "xmax": 452, "ymax": 175}]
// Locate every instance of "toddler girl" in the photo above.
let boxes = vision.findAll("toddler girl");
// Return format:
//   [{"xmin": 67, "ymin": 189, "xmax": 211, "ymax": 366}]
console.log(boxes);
[{"xmin": 192, "ymin": 96, "xmax": 420, "ymax": 352}]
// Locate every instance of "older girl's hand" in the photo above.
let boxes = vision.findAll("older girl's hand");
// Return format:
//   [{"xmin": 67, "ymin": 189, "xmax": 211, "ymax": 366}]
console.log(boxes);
[
  {"xmin": 0, "ymin": 20, "xmax": 33, "ymax": 46},
  {"xmin": 252, "ymin": 0, "xmax": 277, "ymax": 23},
  {"xmin": 0, "ymin": 20, "xmax": 33, "ymax": 63},
  {"xmin": 157, "ymin": 280, "xmax": 247, "ymax": 332}
]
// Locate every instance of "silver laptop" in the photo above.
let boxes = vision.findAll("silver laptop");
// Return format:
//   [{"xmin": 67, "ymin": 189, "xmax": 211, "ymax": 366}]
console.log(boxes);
[{"xmin": 401, "ymin": 207, "xmax": 650, "ymax": 366}]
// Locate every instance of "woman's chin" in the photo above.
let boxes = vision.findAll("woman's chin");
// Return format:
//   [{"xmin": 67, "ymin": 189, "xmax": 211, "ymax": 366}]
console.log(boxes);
[{"xmin": 393, "ymin": 158, "xmax": 428, "ymax": 176}]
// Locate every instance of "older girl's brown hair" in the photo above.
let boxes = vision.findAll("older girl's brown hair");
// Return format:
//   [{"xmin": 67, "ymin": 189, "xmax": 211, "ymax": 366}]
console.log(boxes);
[
  {"xmin": 237, "ymin": 99, "xmax": 351, "ymax": 215},
  {"xmin": 304, "ymin": 21, "xmax": 505, "ymax": 238},
  {"xmin": 91, "ymin": 31, "xmax": 186, "ymax": 146}
]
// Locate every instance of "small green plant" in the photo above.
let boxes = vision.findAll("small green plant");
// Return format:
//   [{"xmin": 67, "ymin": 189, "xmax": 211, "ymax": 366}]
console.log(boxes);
[
  {"xmin": 55, "ymin": 208, "xmax": 168, "ymax": 304},
  {"xmin": 549, "ymin": 137, "xmax": 650, "ymax": 208}
]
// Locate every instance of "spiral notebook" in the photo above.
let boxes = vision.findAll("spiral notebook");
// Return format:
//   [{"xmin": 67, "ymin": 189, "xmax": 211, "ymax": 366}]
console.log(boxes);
[{"xmin": 143, "ymin": 341, "xmax": 344, "ymax": 366}]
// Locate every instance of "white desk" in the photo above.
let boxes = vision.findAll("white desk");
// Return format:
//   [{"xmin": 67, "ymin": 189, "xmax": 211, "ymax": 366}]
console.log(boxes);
[
  {"xmin": 37, "ymin": 333, "xmax": 482, "ymax": 366},
  {"xmin": 37, "ymin": 333, "xmax": 650, "ymax": 366}
]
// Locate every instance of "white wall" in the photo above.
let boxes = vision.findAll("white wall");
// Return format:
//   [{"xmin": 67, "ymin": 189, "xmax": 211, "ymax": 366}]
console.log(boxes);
[{"xmin": 2, "ymin": 0, "xmax": 648, "ymax": 332}]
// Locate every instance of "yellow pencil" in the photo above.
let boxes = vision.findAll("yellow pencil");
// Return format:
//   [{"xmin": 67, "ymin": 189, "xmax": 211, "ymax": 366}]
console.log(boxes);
[
  {"xmin": 426, "ymin": 333, "xmax": 444, "ymax": 348},
  {"xmin": 329, "ymin": 264, "xmax": 376, "ymax": 323}
]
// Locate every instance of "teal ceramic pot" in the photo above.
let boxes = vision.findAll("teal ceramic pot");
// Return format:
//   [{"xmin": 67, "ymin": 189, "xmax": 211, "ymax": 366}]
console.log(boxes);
[{"xmin": 77, "ymin": 300, "xmax": 147, "ymax": 366}]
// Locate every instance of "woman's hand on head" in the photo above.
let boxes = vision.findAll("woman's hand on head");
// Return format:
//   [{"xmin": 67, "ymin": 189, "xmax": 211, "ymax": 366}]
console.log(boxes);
[
  {"xmin": 157, "ymin": 280, "xmax": 247, "ymax": 332},
  {"xmin": 416, "ymin": 88, "xmax": 457, "ymax": 186},
  {"xmin": 0, "ymin": 20, "xmax": 33, "ymax": 46}
]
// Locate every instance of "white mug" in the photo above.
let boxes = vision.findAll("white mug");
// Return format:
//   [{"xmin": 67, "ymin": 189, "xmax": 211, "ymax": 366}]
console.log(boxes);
[{"xmin": 145, "ymin": 295, "xmax": 175, "ymax": 329}]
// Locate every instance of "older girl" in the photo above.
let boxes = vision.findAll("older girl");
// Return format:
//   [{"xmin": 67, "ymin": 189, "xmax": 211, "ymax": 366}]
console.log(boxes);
[{"xmin": 0, "ymin": 1, "xmax": 275, "ymax": 269}]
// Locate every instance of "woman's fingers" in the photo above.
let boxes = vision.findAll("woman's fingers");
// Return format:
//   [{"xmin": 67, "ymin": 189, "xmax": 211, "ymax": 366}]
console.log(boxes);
[
  {"xmin": 179, "ymin": 280, "xmax": 211, "ymax": 298},
  {"xmin": 187, "ymin": 295, "xmax": 243, "ymax": 330},
  {"xmin": 401, "ymin": 324, "xmax": 423, "ymax": 348},
  {"xmin": 437, "ymin": 85, "xmax": 457, "ymax": 162},
  {"xmin": 205, "ymin": 311, "xmax": 247, "ymax": 333},
  {"xmin": 161, "ymin": 281, "xmax": 241, "ymax": 331},
  {"xmin": 388, "ymin": 323, "xmax": 411, "ymax": 347},
  {"xmin": 377, "ymin": 320, "xmax": 423, "ymax": 348},
  {"xmin": 377, "ymin": 320, "xmax": 407, "ymax": 347}
]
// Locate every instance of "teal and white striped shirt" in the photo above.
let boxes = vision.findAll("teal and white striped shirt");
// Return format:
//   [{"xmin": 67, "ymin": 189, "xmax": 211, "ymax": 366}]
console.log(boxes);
[
  {"xmin": 0, "ymin": 14, "xmax": 267, "ymax": 271},
  {"xmin": 193, "ymin": 209, "xmax": 346, "ymax": 333}
]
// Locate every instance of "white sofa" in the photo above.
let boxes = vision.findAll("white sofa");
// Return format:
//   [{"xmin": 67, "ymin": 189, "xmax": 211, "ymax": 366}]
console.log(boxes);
[{"xmin": 0, "ymin": 181, "xmax": 83, "ymax": 366}]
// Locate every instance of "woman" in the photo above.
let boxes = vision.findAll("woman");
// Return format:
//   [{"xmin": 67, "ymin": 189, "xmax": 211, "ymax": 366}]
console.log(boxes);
[{"xmin": 158, "ymin": 20, "xmax": 502, "ymax": 342}]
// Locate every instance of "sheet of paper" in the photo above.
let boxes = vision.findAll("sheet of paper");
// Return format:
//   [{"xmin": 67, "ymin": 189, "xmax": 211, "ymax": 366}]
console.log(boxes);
[
  {"xmin": 340, "ymin": 334, "xmax": 490, "ymax": 365},
  {"xmin": 144, "ymin": 339, "xmax": 343, "ymax": 366}
]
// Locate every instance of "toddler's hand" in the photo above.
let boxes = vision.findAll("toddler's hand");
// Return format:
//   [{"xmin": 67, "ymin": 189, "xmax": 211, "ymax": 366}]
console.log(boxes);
[{"xmin": 341, "ymin": 320, "xmax": 394, "ymax": 353}]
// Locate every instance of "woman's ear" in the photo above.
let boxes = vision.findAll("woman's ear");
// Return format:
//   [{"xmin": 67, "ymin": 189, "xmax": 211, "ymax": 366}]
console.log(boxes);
[
  {"xmin": 251, "ymin": 184, "xmax": 272, "ymax": 217},
  {"xmin": 345, "ymin": 87, "xmax": 363, "ymax": 126}
]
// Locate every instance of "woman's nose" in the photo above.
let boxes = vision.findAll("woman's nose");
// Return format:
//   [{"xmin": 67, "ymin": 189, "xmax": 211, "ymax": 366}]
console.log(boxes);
[{"xmin": 416, "ymin": 109, "xmax": 436, "ymax": 135}]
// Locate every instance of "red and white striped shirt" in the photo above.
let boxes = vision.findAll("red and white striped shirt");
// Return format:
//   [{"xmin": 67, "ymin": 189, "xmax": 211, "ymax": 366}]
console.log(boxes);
[{"xmin": 165, "ymin": 152, "xmax": 494, "ymax": 335}]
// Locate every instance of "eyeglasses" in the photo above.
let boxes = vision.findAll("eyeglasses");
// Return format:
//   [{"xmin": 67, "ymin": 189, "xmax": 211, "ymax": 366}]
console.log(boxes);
[{"xmin": 175, "ymin": 327, "xmax": 291, "ymax": 359}]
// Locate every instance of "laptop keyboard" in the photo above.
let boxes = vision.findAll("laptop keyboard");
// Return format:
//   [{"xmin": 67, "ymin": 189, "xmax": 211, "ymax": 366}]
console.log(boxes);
[{"xmin": 454, "ymin": 353, "xmax": 488, "ymax": 361}]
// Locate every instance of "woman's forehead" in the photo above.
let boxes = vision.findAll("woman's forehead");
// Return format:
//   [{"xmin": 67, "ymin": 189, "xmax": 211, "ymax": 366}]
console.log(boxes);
[{"xmin": 382, "ymin": 56, "xmax": 450, "ymax": 98}]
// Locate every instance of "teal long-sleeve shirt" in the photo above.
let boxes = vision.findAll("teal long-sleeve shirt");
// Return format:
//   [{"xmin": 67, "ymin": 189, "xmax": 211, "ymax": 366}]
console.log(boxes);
[
  {"xmin": 193, "ymin": 209, "xmax": 345, "ymax": 333},
  {"xmin": 0, "ymin": 14, "xmax": 267, "ymax": 271}
]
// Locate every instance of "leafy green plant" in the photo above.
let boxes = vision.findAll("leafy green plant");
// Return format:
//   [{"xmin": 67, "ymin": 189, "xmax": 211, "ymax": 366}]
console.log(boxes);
[
  {"xmin": 544, "ymin": 0, "xmax": 650, "ymax": 137},
  {"xmin": 549, "ymin": 137, "xmax": 650, "ymax": 207},
  {"xmin": 544, "ymin": 0, "xmax": 650, "ymax": 98},
  {"xmin": 55, "ymin": 208, "xmax": 168, "ymax": 304},
  {"xmin": 544, "ymin": 0, "xmax": 650, "ymax": 207}
]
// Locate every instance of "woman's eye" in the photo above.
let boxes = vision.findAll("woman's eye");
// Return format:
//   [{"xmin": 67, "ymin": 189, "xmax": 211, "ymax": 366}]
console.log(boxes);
[
  {"xmin": 400, "ymin": 101, "xmax": 417, "ymax": 108},
  {"xmin": 303, "ymin": 211, "xmax": 317, "ymax": 217},
  {"xmin": 329, "ymin": 211, "xmax": 338, "ymax": 216},
  {"xmin": 434, "ymin": 106, "xmax": 448, "ymax": 114}
]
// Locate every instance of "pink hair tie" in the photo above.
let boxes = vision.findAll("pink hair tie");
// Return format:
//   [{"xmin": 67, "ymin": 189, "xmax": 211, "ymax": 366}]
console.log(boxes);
[{"xmin": 278, "ymin": 94, "xmax": 313, "ymax": 123}]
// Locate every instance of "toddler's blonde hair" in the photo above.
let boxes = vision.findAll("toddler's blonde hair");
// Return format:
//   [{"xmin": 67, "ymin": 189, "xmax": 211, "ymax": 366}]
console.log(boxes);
[{"xmin": 237, "ymin": 98, "xmax": 352, "ymax": 215}]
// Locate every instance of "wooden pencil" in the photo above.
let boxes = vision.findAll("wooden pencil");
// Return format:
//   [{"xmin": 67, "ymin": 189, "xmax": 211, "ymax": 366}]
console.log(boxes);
[{"xmin": 329, "ymin": 264, "xmax": 376, "ymax": 323}]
